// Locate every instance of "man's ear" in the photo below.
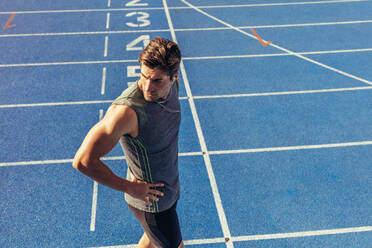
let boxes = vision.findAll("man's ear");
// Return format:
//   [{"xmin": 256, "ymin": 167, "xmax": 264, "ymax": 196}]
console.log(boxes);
[{"xmin": 172, "ymin": 72, "xmax": 179, "ymax": 83}]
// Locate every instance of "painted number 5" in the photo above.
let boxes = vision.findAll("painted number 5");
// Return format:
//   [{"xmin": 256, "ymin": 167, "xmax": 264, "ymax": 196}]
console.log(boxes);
[{"xmin": 126, "ymin": 12, "xmax": 150, "ymax": 28}]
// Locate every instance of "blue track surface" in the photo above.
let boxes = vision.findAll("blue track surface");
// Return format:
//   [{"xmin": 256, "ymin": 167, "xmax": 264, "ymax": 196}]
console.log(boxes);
[{"xmin": 1, "ymin": 0, "xmax": 372, "ymax": 247}]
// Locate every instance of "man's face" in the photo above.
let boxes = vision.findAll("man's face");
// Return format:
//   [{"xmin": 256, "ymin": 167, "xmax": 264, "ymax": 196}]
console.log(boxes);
[{"xmin": 138, "ymin": 65, "xmax": 176, "ymax": 102}]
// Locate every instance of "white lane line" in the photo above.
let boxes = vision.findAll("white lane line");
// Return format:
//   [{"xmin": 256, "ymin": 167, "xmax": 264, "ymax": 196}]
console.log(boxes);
[
  {"xmin": 89, "ymin": 238, "xmax": 226, "ymax": 248},
  {"xmin": 0, "ymin": 8, "xmax": 164, "ymax": 15},
  {"xmin": 0, "ymin": 97, "xmax": 188, "ymax": 109},
  {"xmin": 2, "ymin": 19, "xmax": 372, "ymax": 38},
  {"xmin": 88, "ymin": 237, "xmax": 226, "ymax": 247},
  {"xmin": 176, "ymin": 20, "xmax": 372, "ymax": 32},
  {"xmin": 104, "ymin": 36, "xmax": 109, "ymax": 57},
  {"xmin": 1, "ymin": 140, "xmax": 372, "ymax": 168},
  {"xmin": 104, "ymin": 0, "xmax": 110, "ymax": 121},
  {"xmin": 184, "ymin": 237, "xmax": 226, "ymax": 245},
  {"xmin": 88, "ymin": 226, "xmax": 372, "ymax": 247},
  {"xmin": 193, "ymin": 86, "xmax": 372, "ymax": 99},
  {"xmin": 101, "ymin": 152, "xmax": 203, "ymax": 160},
  {"xmin": 181, "ymin": 0, "xmax": 372, "ymax": 87},
  {"xmin": 232, "ymin": 226, "xmax": 372, "ymax": 242},
  {"xmin": 106, "ymin": 13, "xmax": 110, "ymax": 29},
  {"xmin": 0, "ymin": 100, "xmax": 113, "ymax": 108},
  {"xmin": 297, "ymin": 48, "xmax": 372, "ymax": 55},
  {"xmin": 1, "ymin": 86, "xmax": 372, "ymax": 109},
  {"xmin": 193, "ymin": 0, "xmax": 367, "ymax": 9},
  {"xmin": 1, "ymin": 47, "xmax": 372, "ymax": 67},
  {"xmin": 0, "ymin": 0, "xmax": 367, "ymax": 14},
  {"xmin": 183, "ymin": 48, "xmax": 372, "ymax": 60},
  {"xmin": 89, "ymin": 245, "xmax": 136, "ymax": 248},
  {"xmin": 0, "ymin": 152, "xmax": 203, "ymax": 167},
  {"xmin": 162, "ymin": 0, "xmax": 234, "ymax": 247},
  {"xmin": 0, "ymin": 29, "xmax": 170, "ymax": 37},
  {"xmin": 90, "ymin": 180, "xmax": 98, "ymax": 231},
  {"xmin": 99, "ymin": 109, "xmax": 104, "ymax": 120},
  {"xmin": 177, "ymin": 20, "xmax": 372, "ymax": 32},
  {"xmin": 0, "ymin": 59, "xmax": 137, "ymax": 67},
  {"xmin": 237, "ymin": 20, "xmax": 372, "ymax": 29},
  {"xmin": 101, "ymin": 67, "xmax": 107, "ymax": 95},
  {"xmin": 90, "ymin": 109, "xmax": 104, "ymax": 232},
  {"xmin": 184, "ymin": 53, "xmax": 290, "ymax": 60},
  {"xmin": 0, "ymin": 158, "xmax": 74, "ymax": 167},
  {"xmin": 209, "ymin": 141, "xmax": 372, "ymax": 155}
]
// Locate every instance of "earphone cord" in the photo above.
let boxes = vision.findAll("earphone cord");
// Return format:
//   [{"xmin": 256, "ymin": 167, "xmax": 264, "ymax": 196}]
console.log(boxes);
[
  {"xmin": 156, "ymin": 102, "xmax": 180, "ymax": 113},
  {"xmin": 154, "ymin": 82, "xmax": 180, "ymax": 113}
]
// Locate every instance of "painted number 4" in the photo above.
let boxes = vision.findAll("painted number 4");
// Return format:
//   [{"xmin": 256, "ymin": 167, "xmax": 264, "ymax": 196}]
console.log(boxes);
[
  {"xmin": 126, "ymin": 35, "xmax": 150, "ymax": 87},
  {"xmin": 126, "ymin": 35, "xmax": 150, "ymax": 51}
]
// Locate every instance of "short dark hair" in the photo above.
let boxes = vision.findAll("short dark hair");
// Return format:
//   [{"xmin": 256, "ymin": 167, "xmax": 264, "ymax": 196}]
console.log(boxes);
[{"xmin": 138, "ymin": 37, "xmax": 182, "ymax": 79}]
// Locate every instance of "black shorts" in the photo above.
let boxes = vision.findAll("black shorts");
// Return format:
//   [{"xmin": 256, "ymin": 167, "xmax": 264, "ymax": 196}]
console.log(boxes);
[{"xmin": 128, "ymin": 201, "xmax": 182, "ymax": 248}]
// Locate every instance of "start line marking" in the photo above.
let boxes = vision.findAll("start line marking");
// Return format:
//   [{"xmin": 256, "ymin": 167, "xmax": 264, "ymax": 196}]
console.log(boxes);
[
  {"xmin": 0, "ymin": 0, "xmax": 367, "ymax": 15},
  {"xmin": 3, "ymin": 13, "xmax": 16, "ymax": 30},
  {"xmin": 89, "ymin": 226, "xmax": 372, "ymax": 247},
  {"xmin": 250, "ymin": 28, "xmax": 272, "ymax": 47},
  {"xmin": 1, "ymin": 140, "xmax": 372, "ymax": 167},
  {"xmin": 1, "ymin": 86, "xmax": 372, "ymax": 109}
]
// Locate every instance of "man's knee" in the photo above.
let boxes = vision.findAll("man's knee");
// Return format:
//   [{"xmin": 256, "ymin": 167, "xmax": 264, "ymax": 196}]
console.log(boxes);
[{"xmin": 138, "ymin": 233, "xmax": 155, "ymax": 248}]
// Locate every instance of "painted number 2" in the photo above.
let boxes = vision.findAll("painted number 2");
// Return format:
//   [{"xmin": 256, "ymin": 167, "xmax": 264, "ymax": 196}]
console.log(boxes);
[
  {"xmin": 125, "ymin": 0, "xmax": 148, "ymax": 7},
  {"xmin": 126, "ymin": 12, "xmax": 150, "ymax": 28}
]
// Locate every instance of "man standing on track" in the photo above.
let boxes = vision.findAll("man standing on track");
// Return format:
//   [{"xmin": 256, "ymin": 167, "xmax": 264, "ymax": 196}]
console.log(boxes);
[{"xmin": 73, "ymin": 37, "xmax": 184, "ymax": 248}]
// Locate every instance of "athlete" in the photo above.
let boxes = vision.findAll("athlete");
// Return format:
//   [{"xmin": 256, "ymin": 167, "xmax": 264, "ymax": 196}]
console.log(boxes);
[{"xmin": 73, "ymin": 37, "xmax": 184, "ymax": 248}]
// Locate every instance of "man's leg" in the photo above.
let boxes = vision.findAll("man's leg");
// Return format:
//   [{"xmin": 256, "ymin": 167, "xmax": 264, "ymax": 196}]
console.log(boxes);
[
  {"xmin": 128, "ymin": 202, "xmax": 183, "ymax": 248},
  {"xmin": 138, "ymin": 233, "xmax": 155, "ymax": 248},
  {"xmin": 138, "ymin": 233, "xmax": 183, "ymax": 248},
  {"xmin": 178, "ymin": 241, "xmax": 184, "ymax": 248}
]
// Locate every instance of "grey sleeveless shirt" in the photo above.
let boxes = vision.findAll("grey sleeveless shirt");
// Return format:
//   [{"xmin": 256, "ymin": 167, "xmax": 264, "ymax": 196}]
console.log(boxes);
[{"xmin": 112, "ymin": 82, "xmax": 181, "ymax": 213}]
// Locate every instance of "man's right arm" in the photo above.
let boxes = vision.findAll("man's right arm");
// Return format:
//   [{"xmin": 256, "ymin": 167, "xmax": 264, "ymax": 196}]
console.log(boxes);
[
  {"xmin": 72, "ymin": 104, "xmax": 137, "ymax": 192},
  {"xmin": 72, "ymin": 104, "xmax": 164, "ymax": 205}
]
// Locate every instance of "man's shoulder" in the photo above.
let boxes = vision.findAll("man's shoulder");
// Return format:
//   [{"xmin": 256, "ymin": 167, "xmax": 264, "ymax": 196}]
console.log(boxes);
[
  {"xmin": 107, "ymin": 103, "xmax": 135, "ymax": 115},
  {"xmin": 111, "ymin": 83, "xmax": 148, "ymax": 128},
  {"xmin": 112, "ymin": 83, "xmax": 145, "ymax": 107},
  {"xmin": 102, "ymin": 104, "xmax": 138, "ymax": 137}
]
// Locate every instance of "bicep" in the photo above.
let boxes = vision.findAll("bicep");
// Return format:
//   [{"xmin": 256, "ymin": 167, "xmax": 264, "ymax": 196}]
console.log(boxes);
[{"xmin": 75, "ymin": 105, "xmax": 137, "ymax": 163}]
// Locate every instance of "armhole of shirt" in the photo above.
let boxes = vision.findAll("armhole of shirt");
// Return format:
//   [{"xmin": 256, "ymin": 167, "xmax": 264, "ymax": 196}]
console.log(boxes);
[{"xmin": 111, "ymin": 86, "xmax": 147, "ymax": 132}]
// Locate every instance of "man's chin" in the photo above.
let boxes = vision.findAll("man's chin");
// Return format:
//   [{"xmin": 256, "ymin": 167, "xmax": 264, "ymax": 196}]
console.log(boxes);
[{"xmin": 144, "ymin": 94, "xmax": 156, "ymax": 102}]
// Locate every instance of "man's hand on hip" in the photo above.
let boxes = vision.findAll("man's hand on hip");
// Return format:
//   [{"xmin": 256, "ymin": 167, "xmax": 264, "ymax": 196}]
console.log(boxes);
[{"xmin": 128, "ymin": 177, "xmax": 165, "ymax": 206}]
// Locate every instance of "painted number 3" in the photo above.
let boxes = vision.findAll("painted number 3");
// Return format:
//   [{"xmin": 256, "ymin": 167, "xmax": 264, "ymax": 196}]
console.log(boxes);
[{"xmin": 126, "ymin": 12, "xmax": 151, "ymax": 28}]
